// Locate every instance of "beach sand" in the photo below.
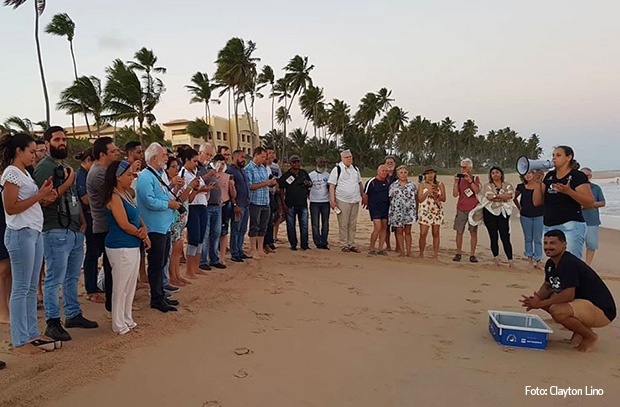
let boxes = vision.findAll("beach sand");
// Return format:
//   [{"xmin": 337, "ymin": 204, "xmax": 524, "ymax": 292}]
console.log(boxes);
[{"xmin": 1, "ymin": 174, "xmax": 619, "ymax": 407}]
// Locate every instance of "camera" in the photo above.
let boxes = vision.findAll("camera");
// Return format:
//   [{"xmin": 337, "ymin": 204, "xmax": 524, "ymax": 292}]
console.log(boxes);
[
  {"xmin": 418, "ymin": 174, "xmax": 424, "ymax": 183},
  {"xmin": 53, "ymin": 165, "xmax": 70, "ymax": 189},
  {"xmin": 456, "ymin": 173, "xmax": 466, "ymax": 179},
  {"xmin": 268, "ymin": 174, "xmax": 274, "ymax": 180},
  {"xmin": 176, "ymin": 202, "xmax": 187, "ymax": 215}
]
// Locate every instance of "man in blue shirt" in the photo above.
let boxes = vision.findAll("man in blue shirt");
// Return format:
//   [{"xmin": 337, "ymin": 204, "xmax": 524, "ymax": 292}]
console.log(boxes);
[
  {"xmin": 226, "ymin": 150, "xmax": 251, "ymax": 262},
  {"xmin": 244, "ymin": 147, "xmax": 277, "ymax": 259},
  {"xmin": 136, "ymin": 143, "xmax": 182, "ymax": 313},
  {"xmin": 581, "ymin": 168, "xmax": 606, "ymax": 266}
]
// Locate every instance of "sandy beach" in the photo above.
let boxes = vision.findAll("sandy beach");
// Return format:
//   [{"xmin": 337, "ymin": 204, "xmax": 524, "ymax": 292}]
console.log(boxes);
[{"xmin": 1, "ymin": 174, "xmax": 619, "ymax": 407}]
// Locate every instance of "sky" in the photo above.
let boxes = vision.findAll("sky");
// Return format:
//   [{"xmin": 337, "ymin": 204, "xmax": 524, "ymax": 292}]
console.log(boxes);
[{"xmin": 0, "ymin": 0, "xmax": 618, "ymax": 170}]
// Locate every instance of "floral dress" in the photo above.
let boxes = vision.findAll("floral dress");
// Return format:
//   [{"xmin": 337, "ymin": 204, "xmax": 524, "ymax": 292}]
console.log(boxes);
[
  {"xmin": 388, "ymin": 181, "xmax": 417, "ymax": 227},
  {"xmin": 418, "ymin": 182, "xmax": 445, "ymax": 226}
]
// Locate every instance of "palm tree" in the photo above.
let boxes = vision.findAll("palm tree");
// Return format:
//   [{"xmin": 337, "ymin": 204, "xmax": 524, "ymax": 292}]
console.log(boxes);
[
  {"xmin": 376, "ymin": 87, "xmax": 394, "ymax": 114},
  {"xmin": 327, "ymin": 99, "xmax": 350, "ymax": 147},
  {"xmin": 282, "ymin": 55, "xmax": 314, "ymax": 159},
  {"xmin": 298, "ymin": 85, "xmax": 324, "ymax": 137},
  {"xmin": 3, "ymin": 116, "xmax": 47, "ymax": 136},
  {"xmin": 459, "ymin": 119, "xmax": 478, "ymax": 159},
  {"xmin": 105, "ymin": 59, "xmax": 157, "ymax": 144},
  {"xmin": 354, "ymin": 92, "xmax": 381, "ymax": 130},
  {"xmin": 262, "ymin": 129, "xmax": 284, "ymax": 155},
  {"xmin": 57, "ymin": 76, "xmax": 106, "ymax": 137},
  {"xmin": 128, "ymin": 47, "xmax": 167, "ymax": 100},
  {"xmin": 257, "ymin": 65, "xmax": 275, "ymax": 131},
  {"xmin": 288, "ymin": 128, "xmax": 308, "ymax": 156},
  {"xmin": 186, "ymin": 118, "xmax": 211, "ymax": 143},
  {"xmin": 186, "ymin": 72, "xmax": 217, "ymax": 128},
  {"xmin": 383, "ymin": 106, "xmax": 408, "ymax": 154},
  {"xmin": 214, "ymin": 37, "xmax": 260, "ymax": 148},
  {"xmin": 45, "ymin": 13, "xmax": 92, "ymax": 136},
  {"xmin": 4, "ymin": 0, "xmax": 50, "ymax": 125}
]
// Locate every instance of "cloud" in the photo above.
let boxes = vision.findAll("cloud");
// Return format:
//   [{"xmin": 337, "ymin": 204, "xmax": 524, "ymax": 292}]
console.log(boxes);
[{"xmin": 98, "ymin": 34, "xmax": 133, "ymax": 51}]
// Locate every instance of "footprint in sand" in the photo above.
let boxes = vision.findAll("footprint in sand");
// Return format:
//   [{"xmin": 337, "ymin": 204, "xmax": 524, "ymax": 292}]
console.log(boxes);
[
  {"xmin": 265, "ymin": 287, "xmax": 284, "ymax": 295},
  {"xmin": 470, "ymin": 289, "xmax": 482, "ymax": 294},
  {"xmin": 466, "ymin": 298, "xmax": 481, "ymax": 304},
  {"xmin": 506, "ymin": 283, "xmax": 528, "ymax": 289},
  {"xmin": 347, "ymin": 286, "xmax": 363, "ymax": 296},
  {"xmin": 253, "ymin": 311, "xmax": 273, "ymax": 320},
  {"xmin": 252, "ymin": 328, "xmax": 265, "ymax": 334},
  {"xmin": 234, "ymin": 369, "xmax": 249, "ymax": 379},
  {"xmin": 203, "ymin": 401, "xmax": 222, "ymax": 407},
  {"xmin": 234, "ymin": 347, "xmax": 253, "ymax": 356},
  {"xmin": 481, "ymin": 283, "xmax": 491, "ymax": 287}
]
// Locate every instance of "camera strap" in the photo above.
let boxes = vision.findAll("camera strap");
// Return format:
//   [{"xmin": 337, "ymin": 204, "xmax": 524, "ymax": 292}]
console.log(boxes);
[{"xmin": 145, "ymin": 166, "xmax": 180, "ymax": 201}]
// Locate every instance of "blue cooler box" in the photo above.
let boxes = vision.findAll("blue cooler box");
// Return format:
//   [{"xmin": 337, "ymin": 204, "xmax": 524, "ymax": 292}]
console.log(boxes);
[{"xmin": 488, "ymin": 310, "xmax": 553, "ymax": 350}]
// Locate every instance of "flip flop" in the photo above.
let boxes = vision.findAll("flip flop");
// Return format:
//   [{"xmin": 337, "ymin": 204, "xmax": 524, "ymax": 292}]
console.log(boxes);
[
  {"xmin": 469, "ymin": 256, "xmax": 479, "ymax": 263},
  {"xmin": 30, "ymin": 339, "xmax": 57, "ymax": 352},
  {"xmin": 452, "ymin": 254, "xmax": 462, "ymax": 262}
]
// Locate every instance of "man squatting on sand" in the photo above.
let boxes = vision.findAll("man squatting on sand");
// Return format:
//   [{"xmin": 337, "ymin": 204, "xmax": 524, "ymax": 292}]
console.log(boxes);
[{"xmin": 520, "ymin": 230, "xmax": 616, "ymax": 352}]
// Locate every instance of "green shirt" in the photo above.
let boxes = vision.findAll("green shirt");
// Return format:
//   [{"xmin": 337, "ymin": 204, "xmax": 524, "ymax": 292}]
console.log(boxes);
[{"xmin": 34, "ymin": 155, "xmax": 81, "ymax": 232}]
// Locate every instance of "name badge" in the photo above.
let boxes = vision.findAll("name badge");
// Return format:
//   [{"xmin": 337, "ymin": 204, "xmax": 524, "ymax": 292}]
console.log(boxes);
[
  {"xmin": 286, "ymin": 175, "xmax": 295, "ymax": 184},
  {"xmin": 71, "ymin": 195, "xmax": 77, "ymax": 206},
  {"xmin": 464, "ymin": 188, "xmax": 474, "ymax": 197}
]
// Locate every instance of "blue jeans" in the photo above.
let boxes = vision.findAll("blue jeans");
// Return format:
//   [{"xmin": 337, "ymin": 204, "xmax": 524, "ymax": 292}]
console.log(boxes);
[
  {"xmin": 6, "ymin": 228, "xmax": 44, "ymax": 347},
  {"xmin": 286, "ymin": 205, "xmax": 309, "ymax": 249},
  {"xmin": 43, "ymin": 229, "xmax": 85, "ymax": 320},
  {"xmin": 82, "ymin": 211, "xmax": 100, "ymax": 294},
  {"xmin": 310, "ymin": 202, "xmax": 330, "ymax": 248},
  {"xmin": 230, "ymin": 206, "xmax": 249, "ymax": 259},
  {"xmin": 187, "ymin": 205, "xmax": 207, "ymax": 256},
  {"xmin": 519, "ymin": 215, "xmax": 543, "ymax": 261},
  {"xmin": 543, "ymin": 221, "xmax": 586, "ymax": 259},
  {"xmin": 201, "ymin": 205, "xmax": 222, "ymax": 265}
]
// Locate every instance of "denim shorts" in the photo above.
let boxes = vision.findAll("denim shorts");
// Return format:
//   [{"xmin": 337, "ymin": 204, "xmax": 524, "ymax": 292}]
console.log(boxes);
[{"xmin": 585, "ymin": 225, "xmax": 599, "ymax": 250}]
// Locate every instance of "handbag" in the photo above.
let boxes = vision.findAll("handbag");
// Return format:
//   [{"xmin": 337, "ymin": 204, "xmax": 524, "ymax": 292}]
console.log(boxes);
[{"xmin": 145, "ymin": 166, "xmax": 187, "ymax": 215}]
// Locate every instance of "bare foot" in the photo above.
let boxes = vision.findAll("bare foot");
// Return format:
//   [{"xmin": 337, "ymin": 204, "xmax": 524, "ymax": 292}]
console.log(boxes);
[
  {"xmin": 431, "ymin": 253, "xmax": 438, "ymax": 259},
  {"xmin": 195, "ymin": 270, "xmax": 209, "ymax": 276},
  {"xmin": 185, "ymin": 273, "xmax": 198, "ymax": 280},
  {"xmin": 570, "ymin": 332, "xmax": 583, "ymax": 347},
  {"xmin": 397, "ymin": 253, "xmax": 405, "ymax": 257},
  {"xmin": 577, "ymin": 333, "xmax": 598, "ymax": 352},
  {"xmin": 418, "ymin": 254, "xmax": 424, "ymax": 259},
  {"xmin": 13, "ymin": 343, "xmax": 44, "ymax": 355},
  {"xmin": 535, "ymin": 261, "xmax": 544, "ymax": 270},
  {"xmin": 169, "ymin": 279, "xmax": 186, "ymax": 287},
  {"xmin": 508, "ymin": 260, "xmax": 514, "ymax": 268},
  {"xmin": 179, "ymin": 277, "xmax": 192, "ymax": 284},
  {"xmin": 528, "ymin": 258, "xmax": 534, "ymax": 268},
  {"xmin": 493, "ymin": 257, "xmax": 500, "ymax": 266}
]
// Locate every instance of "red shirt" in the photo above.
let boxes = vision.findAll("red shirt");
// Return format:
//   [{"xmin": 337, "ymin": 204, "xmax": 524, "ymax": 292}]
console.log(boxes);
[{"xmin": 456, "ymin": 176, "xmax": 480, "ymax": 212}]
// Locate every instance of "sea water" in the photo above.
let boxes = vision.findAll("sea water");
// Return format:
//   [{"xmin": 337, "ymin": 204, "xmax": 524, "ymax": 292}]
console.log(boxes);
[{"xmin": 595, "ymin": 177, "xmax": 620, "ymax": 231}]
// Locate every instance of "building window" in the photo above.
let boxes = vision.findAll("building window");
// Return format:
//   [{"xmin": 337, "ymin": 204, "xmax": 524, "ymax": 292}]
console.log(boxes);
[
  {"xmin": 223, "ymin": 132, "xmax": 227, "ymax": 141},
  {"xmin": 208, "ymin": 131, "xmax": 213, "ymax": 139},
  {"xmin": 172, "ymin": 129, "xmax": 186, "ymax": 136},
  {"xmin": 242, "ymin": 134, "xmax": 245, "ymax": 142},
  {"xmin": 217, "ymin": 131, "xmax": 221, "ymax": 140}
]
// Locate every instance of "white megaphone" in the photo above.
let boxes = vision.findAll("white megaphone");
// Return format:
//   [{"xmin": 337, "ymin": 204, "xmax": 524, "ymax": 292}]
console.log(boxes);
[{"xmin": 516, "ymin": 156, "xmax": 553, "ymax": 176}]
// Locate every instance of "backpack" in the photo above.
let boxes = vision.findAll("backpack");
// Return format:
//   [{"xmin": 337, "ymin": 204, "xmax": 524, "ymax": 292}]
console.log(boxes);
[{"xmin": 335, "ymin": 164, "xmax": 360, "ymax": 182}]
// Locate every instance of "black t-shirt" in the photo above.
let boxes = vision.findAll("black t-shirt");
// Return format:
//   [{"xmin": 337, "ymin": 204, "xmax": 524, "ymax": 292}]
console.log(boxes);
[
  {"xmin": 516, "ymin": 183, "xmax": 544, "ymax": 218},
  {"xmin": 278, "ymin": 169, "xmax": 311, "ymax": 207},
  {"xmin": 545, "ymin": 252, "xmax": 616, "ymax": 321},
  {"xmin": 364, "ymin": 177, "xmax": 390, "ymax": 210},
  {"xmin": 543, "ymin": 169, "xmax": 588, "ymax": 226}
]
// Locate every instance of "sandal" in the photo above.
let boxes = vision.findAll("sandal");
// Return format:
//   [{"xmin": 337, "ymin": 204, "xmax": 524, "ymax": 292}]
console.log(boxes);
[
  {"xmin": 368, "ymin": 250, "xmax": 378, "ymax": 255},
  {"xmin": 30, "ymin": 339, "xmax": 57, "ymax": 352},
  {"xmin": 86, "ymin": 293, "xmax": 106, "ymax": 304},
  {"xmin": 349, "ymin": 247, "xmax": 361, "ymax": 253},
  {"xmin": 452, "ymin": 254, "xmax": 462, "ymax": 262},
  {"xmin": 469, "ymin": 255, "xmax": 479, "ymax": 263},
  {"xmin": 341, "ymin": 247, "xmax": 351, "ymax": 252}
]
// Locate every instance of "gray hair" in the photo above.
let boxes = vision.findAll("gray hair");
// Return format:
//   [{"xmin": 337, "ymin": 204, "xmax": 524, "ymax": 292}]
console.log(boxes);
[
  {"xmin": 340, "ymin": 149, "xmax": 352, "ymax": 158},
  {"xmin": 199, "ymin": 143, "xmax": 214, "ymax": 154},
  {"xmin": 144, "ymin": 142, "xmax": 164, "ymax": 164},
  {"xmin": 461, "ymin": 158, "xmax": 473, "ymax": 168}
]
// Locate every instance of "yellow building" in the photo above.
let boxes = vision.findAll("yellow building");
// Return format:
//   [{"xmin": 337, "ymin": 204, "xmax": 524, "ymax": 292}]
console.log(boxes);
[
  {"xmin": 64, "ymin": 123, "xmax": 116, "ymax": 140},
  {"xmin": 162, "ymin": 114, "xmax": 260, "ymax": 154}
]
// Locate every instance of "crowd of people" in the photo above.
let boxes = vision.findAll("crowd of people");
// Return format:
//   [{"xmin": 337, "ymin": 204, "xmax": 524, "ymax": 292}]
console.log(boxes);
[{"xmin": 0, "ymin": 129, "xmax": 616, "ymax": 361}]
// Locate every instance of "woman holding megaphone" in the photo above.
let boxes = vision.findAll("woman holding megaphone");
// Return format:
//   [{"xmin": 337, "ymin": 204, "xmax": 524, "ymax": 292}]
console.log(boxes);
[{"xmin": 532, "ymin": 146, "xmax": 594, "ymax": 259}]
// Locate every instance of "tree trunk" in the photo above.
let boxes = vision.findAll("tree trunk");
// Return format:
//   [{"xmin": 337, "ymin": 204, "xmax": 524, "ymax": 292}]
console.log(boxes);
[
  {"xmin": 234, "ymin": 90, "xmax": 241, "ymax": 151},
  {"xmin": 242, "ymin": 96, "xmax": 254, "ymax": 151},
  {"xmin": 270, "ymin": 85, "xmax": 275, "ymax": 132},
  {"xmin": 34, "ymin": 2, "xmax": 50, "ymax": 126},
  {"xmin": 69, "ymin": 40, "xmax": 92, "ymax": 138}
]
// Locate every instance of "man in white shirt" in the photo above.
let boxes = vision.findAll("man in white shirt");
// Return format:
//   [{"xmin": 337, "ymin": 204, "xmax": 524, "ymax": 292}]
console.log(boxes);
[
  {"xmin": 328, "ymin": 150, "xmax": 363, "ymax": 252},
  {"xmin": 309, "ymin": 157, "xmax": 331, "ymax": 250}
]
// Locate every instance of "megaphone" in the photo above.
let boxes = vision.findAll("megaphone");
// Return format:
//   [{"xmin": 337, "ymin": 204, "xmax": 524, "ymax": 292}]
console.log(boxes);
[{"xmin": 516, "ymin": 156, "xmax": 553, "ymax": 176}]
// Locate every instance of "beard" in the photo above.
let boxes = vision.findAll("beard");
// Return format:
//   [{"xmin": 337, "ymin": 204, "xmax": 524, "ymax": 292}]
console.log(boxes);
[
  {"xmin": 317, "ymin": 166, "xmax": 326, "ymax": 173},
  {"xmin": 49, "ymin": 144, "xmax": 67, "ymax": 160}
]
